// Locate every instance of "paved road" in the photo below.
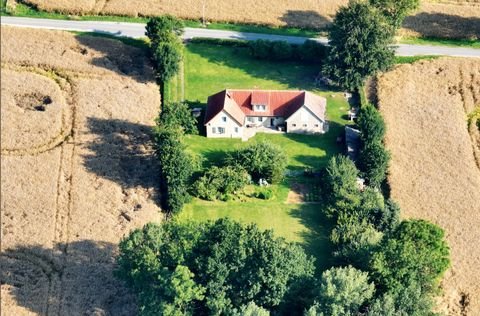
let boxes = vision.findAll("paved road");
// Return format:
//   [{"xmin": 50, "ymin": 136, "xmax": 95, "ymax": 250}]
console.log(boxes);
[{"xmin": 2, "ymin": 16, "xmax": 479, "ymax": 57}]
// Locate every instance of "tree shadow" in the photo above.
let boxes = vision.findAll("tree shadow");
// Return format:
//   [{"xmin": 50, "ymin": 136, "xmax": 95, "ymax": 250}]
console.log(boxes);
[
  {"xmin": 74, "ymin": 33, "xmax": 155, "ymax": 83},
  {"xmin": 403, "ymin": 12, "xmax": 480, "ymax": 40},
  {"xmin": 82, "ymin": 117, "xmax": 161, "ymax": 204},
  {"xmin": 279, "ymin": 10, "xmax": 331, "ymax": 29},
  {"xmin": 288, "ymin": 202, "xmax": 336, "ymax": 274},
  {"xmin": 0, "ymin": 240, "xmax": 136, "ymax": 315}
]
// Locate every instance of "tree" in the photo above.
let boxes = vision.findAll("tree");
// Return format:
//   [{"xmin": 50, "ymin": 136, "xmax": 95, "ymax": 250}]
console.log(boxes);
[
  {"xmin": 357, "ymin": 104, "xmax": 386, "ymax": 144},
  {"xmin": 116, "ymin": 219, "xmax": 315, "ymax": 315},
  {"xmin": 370, "ymin": 198, "xmax": 400, "ymax": 233},
  {"xmin": 237, "ymin": 302, "xmax": 270, "ymax": 316},
  {"xmin": 358, "ymin": 141, "xmax": 390, "ymax": 187},
  {"xmin": 310, "ymin": 266, "xmax": 375, "ymax": 316},
  {"xmin": 367, "ymin": 281, "xmax": 436, "ymax": 316},
  {"xmin": 323, "ymin": 1, "xmax": 394, "ymax": 90},
  {"xmin": 370, "ymin": 219, "xmax": 450, "ymax": 294},
  {"xmin": 153, "ymin": 126, "xmax": 195, "ymax": 214},
  {"xmin": 145, "ymin": 15, "xmax": 184, "ymax": 44},
  {"xmin": 323, "ymin": 155, "xmax": 361, "ymax": 217},
  {"xmin": 369, "ymin": 0, "xmax": 420, "ymax": 29},
  {"xmin": 159, "ymin": 101, "xmax": 198, "ymax": 134},
  {"xmin": 331, "ymin": 213, "xmax": 383, "ymax": 269},
  {"xmin": 226, "ymin": 141, "xmax": 287, "ymax": 184},
  {"xmin": 356, "ymin": 104, "xmax": 390, "ymax": 187},
  {"xmin": 152, "ymin": 40, "xmax": 183, "ymax": 99},
  {"xmin": 145, "ymin": 16, "xmax": 184, "ymax": 103}
]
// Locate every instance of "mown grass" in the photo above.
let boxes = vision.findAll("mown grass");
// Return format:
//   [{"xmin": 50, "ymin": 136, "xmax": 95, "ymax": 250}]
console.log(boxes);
[
  {"xmin": 399, "ymin": 36, "xmax": 480, "ymax": 49},
  {"xmin": 394, "ymin": 55, "xmax": 441, "ymax": 64}
]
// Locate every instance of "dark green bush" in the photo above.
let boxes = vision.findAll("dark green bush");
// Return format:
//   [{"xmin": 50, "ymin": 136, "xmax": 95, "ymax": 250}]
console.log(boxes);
[
  {"xmin": 226, "ymin": 141, "xmax": 287, "ymax": 184},
  {"xmin": 254, "ymin": 187, "xmax": 274, "ymax": 200},
  {"xmin": 298, "ymin": 40, "xmax": 328, "ymax": 63},
  {"xmin": 249, "ymin": 39, "xmax": 271, "ymax": 59},
  {"xmin": 270, "ymin": 40, "xmax": 294, "ymax": 60},
  {"xmin": 188, "ymin": 37, "xmax": 250, "ymax": 47},
  {"xmin": 158, "ymin": 101, "xmax": 198, "ymax": 134},
  {"xmin": 193, "ymin": 166, "xmax": 250, "ymax": 201}
]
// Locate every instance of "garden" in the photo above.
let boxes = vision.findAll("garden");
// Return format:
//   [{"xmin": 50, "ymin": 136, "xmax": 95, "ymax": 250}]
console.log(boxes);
[{"xmin": 167, "ymin": 40, "xmax": 352, "ymax": 267}]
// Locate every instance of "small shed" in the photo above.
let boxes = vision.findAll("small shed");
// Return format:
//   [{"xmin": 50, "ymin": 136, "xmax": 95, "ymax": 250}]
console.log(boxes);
[{"xmin": 345, "ymin": 126, "xmax": 361, "ymax": 161}]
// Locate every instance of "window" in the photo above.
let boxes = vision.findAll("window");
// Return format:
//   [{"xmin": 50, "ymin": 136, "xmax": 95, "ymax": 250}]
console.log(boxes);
[
  {"xmin": 212, "ymin": 127, "xmax": 217, "ymax": 134},
  {"xmin": 292, "ymin": 124, "xmax": 296, "ymax": 127},
  {"xmin": 222, "ymin": 116, "xmax": 227, "ymax": 122},
  {"xmin": 234, "ymin": 127, "xmax": 239, "ymax": 133},
  {"xmin": 258, "ymin": 117, "xmax": 263, "ymax": 122},
  {"xmin": 315, "ymin": 124, "xmax": 319, "ymax": 127},
  {"xmin": 247, "ymin": 117, "xmax": 254, "ymax": 122},
  {"xmin": 218, "ymin": 127, "xmax": 225, "ymax": 134},
  {"xmin": 255, "ymin": 104, "xmax": 267, "ymax": 112},
  {"xmin": 303, "ymin": 124, "xmax": 307, "ymax": 127}
]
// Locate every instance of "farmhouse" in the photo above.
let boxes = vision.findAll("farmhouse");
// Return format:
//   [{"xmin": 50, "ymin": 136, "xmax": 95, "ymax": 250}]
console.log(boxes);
[{"xmin": 204, "ymin": 89, "xmax": 327, "ymax": 139}]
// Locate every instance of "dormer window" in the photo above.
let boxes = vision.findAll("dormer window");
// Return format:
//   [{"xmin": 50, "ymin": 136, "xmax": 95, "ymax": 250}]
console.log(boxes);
[{"xmin": 254, "ymin": 104, "xmax": 267, "ymax": 112}]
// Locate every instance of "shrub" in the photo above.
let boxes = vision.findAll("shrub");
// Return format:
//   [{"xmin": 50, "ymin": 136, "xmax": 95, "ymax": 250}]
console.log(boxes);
[
  {"xmin": 254, "ymin": 187, "xmax": 274, "ymax": 200},
  {"xmin": 370, "ymin": 219, "xmax": 450, "ymax": 294},
  {"xmin": 226, "ymin": 141, "xmax": 287, "ymax": 184},
  {"xmin": 116, "ymin": 219, "xmax": 315, "ymax": 315},
  {"xmin": 249, "ymin": 39, "xmax": 271, "ymax": 59},
  {"xmin": 193, "ymin": 166, "xmax": 250, "ymax": 201},
  {"xmin": 152, "ymin": 126, "xmax": 194, "ymax": 214},
  {"xmin": 298, "ymin": 40, "xmax": 328, "ymax": 63},
  {"xmin": 270, "ymin": 40, "xmax": 294, "ymax": 60},
  {"xmin": 189, "ymin": 37, "xmax": 249, "ymax": 47},
  {"xmin": 158, "ymin": 101, "xmax": 198, "ymax": 134}
]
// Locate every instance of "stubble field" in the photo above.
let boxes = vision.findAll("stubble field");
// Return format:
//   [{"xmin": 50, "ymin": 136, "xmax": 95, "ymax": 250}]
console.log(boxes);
[
  {"xmin": 0, "ymin": 27, "xmax": 162, "ymax": 315},
  {"xmin": 377, "ymin": 57, "xmax": 480, "ymax": 315},
  {"xmin": 17, "ymin": 0, "xmax": 480, "ymax": 39}
]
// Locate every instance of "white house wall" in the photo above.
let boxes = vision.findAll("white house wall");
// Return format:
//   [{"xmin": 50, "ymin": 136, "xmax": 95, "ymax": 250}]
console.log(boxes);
[
  {"xmin": 245, "ymin": 116, "xmax": 284, "ymax": 128},
  {"xmin": 286, "ymin": 105, "xmax": 324, "ymax": 134},
  {"xmin": 205, "ymin": 110, "xmax": 243, "ymax": 138}
]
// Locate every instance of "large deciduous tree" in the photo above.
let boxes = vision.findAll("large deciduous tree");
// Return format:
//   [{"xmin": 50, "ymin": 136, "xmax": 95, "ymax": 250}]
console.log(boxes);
[
  {"xmin": 323, "ymin": 1, "xmax": 394, "ymax": 90},
  {"xmin": 370, "ymin": 219, "xmax": 450, "ymax": 294},
  {"xmin": 116, "ymin": 219, "xmax": 315, "ymax": 315}
]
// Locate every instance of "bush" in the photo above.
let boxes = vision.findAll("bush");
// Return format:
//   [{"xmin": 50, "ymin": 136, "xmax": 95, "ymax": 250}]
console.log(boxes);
[
  {"xmin": 152, "ymin": 126, "xmax": 194, "ymax": 214},
  {"xmin": 158, "ymin": 101, "xmax": 198, "ymax": 134},
  {"xmin": 226, "ymin": 141, "xmax": 287, "ymax": 184},
  {"xmin": 193, "ymin": 166, "xmax": 250, "ymax": 201},
  {"xmin": 116, "ymin": 219, "xmax": 315, "ymax": 315},
  {"xmin": 249, "ymin": 39, "xmax": 271, "ymax": 59},
  {"xmin": 254, "ymin": 187, "xmax": 274, "ymax": 200},
  {"xmin": 189, "ymin": 37, "xmax": 250, "ymax": 47},
  {"xmin": 270, "ymin": 40, "xmax": 294, "ymax": 60},
  {"xmin": 298, "ymin": 40, "xmax": 328, "ymax": 63}
]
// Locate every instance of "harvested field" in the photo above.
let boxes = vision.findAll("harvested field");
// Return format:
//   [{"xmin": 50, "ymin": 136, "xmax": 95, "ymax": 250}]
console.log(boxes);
[
  {"xmin": 377, "ymin": 57, "xmax": 480, "ymax": 315},
  {"xmin": 19, "ymin": 0, "xmax": 480, "ymax": 39},
  {"xmin": 1, "ymin": 26, "xmax": 162, "ymax": 315}
]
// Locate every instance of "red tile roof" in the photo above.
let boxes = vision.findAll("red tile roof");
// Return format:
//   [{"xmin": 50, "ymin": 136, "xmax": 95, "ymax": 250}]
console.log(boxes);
[{"xmin": 204, "ymin": 89, "xmax": 326, "ymax": 125}]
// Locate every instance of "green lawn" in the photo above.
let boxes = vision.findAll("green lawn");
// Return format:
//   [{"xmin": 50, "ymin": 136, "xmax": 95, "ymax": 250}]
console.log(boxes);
[{"xmin": 173, "ymin": 42, "xmax": 350, "ymax": 271}]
